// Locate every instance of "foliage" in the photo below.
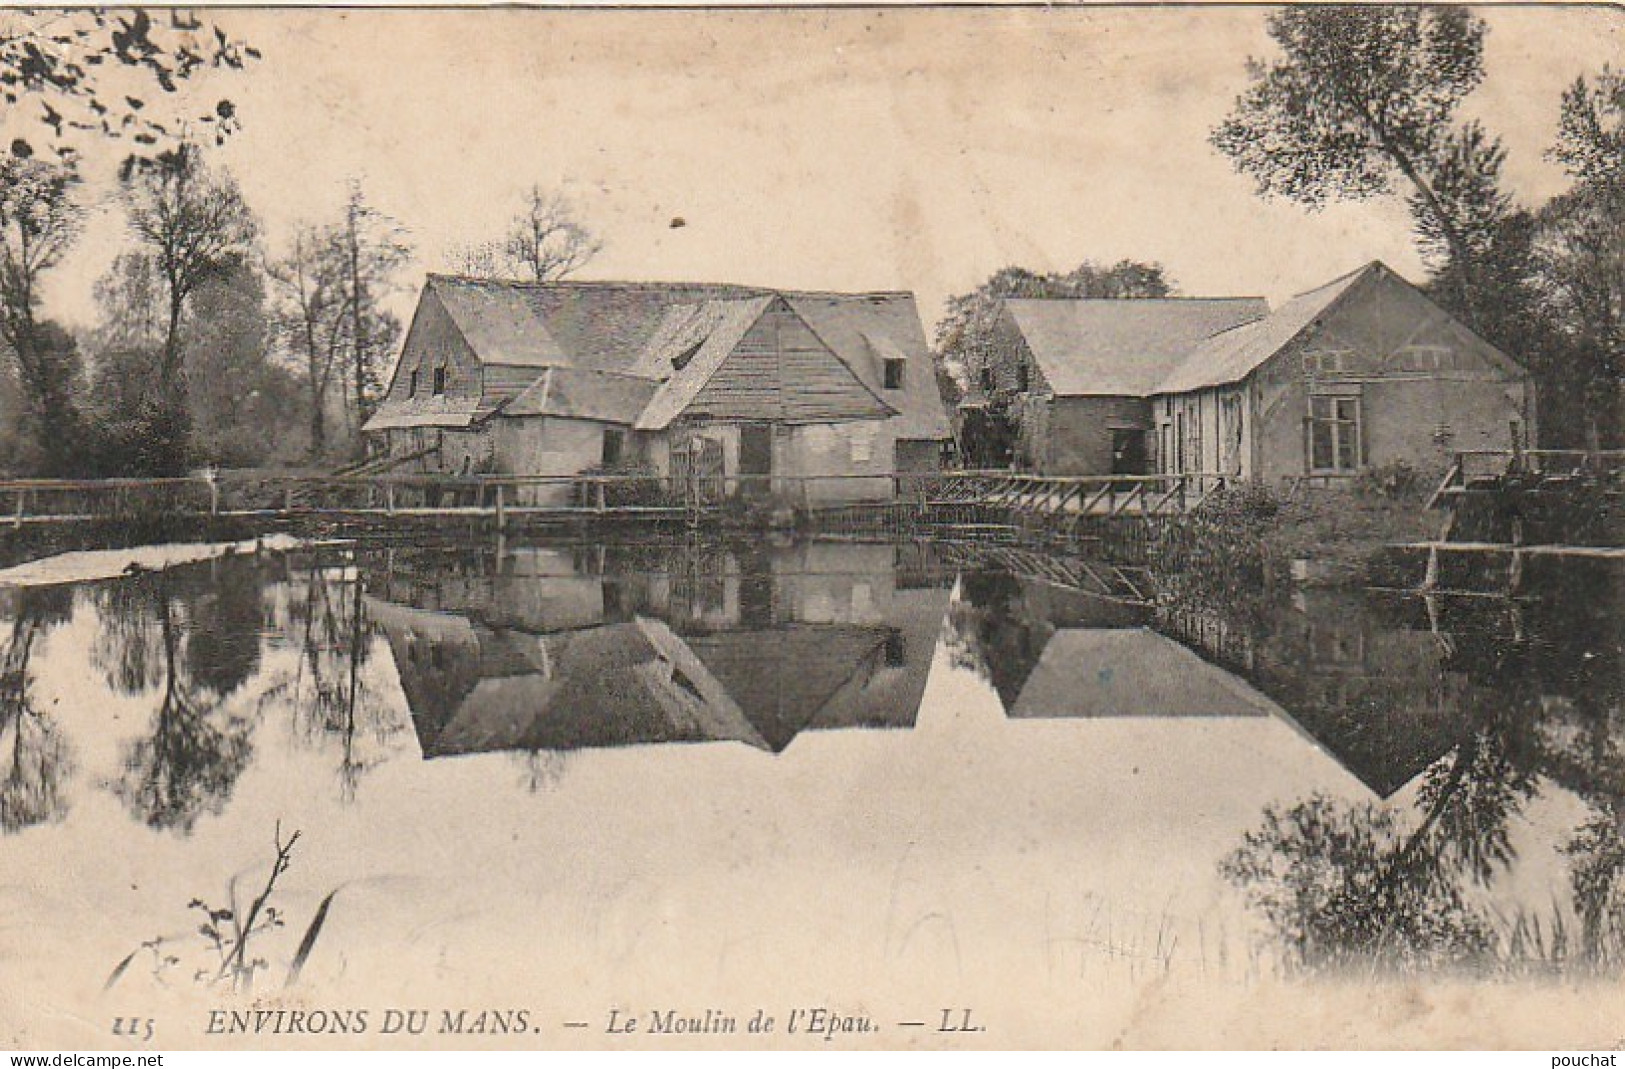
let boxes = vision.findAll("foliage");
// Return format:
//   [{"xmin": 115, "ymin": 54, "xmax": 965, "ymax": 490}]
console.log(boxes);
[
  {"xmin": 1354, "ymin": 459, "xmax": 1425, "ymax": 501},
  {"xmin": 0, "ymin": 9, "xmax": 256, "ymax": 162},
  {"xmin": 0, "ymin": 155, "xmax": 89, "ymax": 474},
  {"xmin": 933, "ymin": 259, "xmax": 1174, "ymax": 389},
  {"xmin": 119, "ymin": 143, "xmax": 258, "ymax": 474},
  {"xmin": 452, "ymin": 184, "xmax": 600, "ymax": 282},
  {"xmin": 1211, "ymin": 6, "xmax": 1493, "ymax": 318},
  {"xmin": 268, "ymin": 181, "xmax": 411, "ymax": 460},
  {"xmin": 576, "ymin": 461, "xmax": 668, "ymax": 508}
]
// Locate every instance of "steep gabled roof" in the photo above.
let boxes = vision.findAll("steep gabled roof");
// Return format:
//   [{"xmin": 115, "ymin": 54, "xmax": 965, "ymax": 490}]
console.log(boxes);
[
  {"xmin": 425, "ymin": 275, "xmax": 769, "ymax": 372},
  {"xmin": 632, "ymin": 297, "xmax": 776, "ymax": 430},
  {"xmin": 631, "ymin": 292, "xmax": 949, "ymax": 435},
  {"xmin": 1004, "ymin": 298, "xmax": 1269, "ymax": 397},
  {"xmin": 1154, "ymin": 262, "xmax": 1374, "ymax": 395}
]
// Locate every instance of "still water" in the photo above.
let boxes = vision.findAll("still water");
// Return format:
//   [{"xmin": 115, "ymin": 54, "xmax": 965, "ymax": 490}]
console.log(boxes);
[{"xmin": 0, "ymin": 534, "xmax": 1620, "ymax": 1044}]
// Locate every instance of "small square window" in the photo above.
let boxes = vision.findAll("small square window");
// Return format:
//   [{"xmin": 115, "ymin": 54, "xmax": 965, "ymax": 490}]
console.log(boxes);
[{"xmin": 883, "ymin": 358, "xmax": 905, "ymax": 390}]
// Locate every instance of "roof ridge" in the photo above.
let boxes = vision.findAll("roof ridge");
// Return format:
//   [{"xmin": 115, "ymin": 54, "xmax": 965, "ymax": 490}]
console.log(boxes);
[
  {"xmin": 1285, "ymin": 259, "xmax": 1384, "ymax": 300},
  {"xmin": 425, "ymin": 273, "xmax": 914, "ymax": 300},
  {"xmin": 1006, "ymin": 295, "xmax": 1267, "ymax": 304}
]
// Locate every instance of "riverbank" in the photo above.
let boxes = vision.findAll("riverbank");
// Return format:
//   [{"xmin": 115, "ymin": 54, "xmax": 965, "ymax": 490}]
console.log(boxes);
[{"xmin": 1153, "ymin": 480, "xmax": 1442, "ymax": 591}]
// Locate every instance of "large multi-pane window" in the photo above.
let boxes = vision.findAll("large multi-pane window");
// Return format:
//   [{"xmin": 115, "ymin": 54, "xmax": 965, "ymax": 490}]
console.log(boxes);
[{"xmin": 1309, "ymin": 395, "xmax": 1361, "ymax": 472}]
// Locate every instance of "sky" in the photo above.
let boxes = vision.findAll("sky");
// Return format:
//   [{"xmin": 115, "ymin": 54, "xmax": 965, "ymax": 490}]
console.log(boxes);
[{"xmin": 24, "ymin": 3, "xmax": 1625, "ymax": 337}]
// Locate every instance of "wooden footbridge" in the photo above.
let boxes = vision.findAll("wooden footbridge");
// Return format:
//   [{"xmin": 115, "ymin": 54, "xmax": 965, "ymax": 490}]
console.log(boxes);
[
  {"xmin": 1384, "ymin": 448, "xmax": 1625, "ymax": 596},
  {"xmin": 0, "ymin": 468, "xmax": 1231, "ymax": 536}
]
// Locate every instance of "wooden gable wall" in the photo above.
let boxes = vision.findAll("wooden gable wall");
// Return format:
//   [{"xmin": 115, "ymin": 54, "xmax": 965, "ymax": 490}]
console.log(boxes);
[
  {"xmin": 683, "ymin": 299, "xmax": 891, "ymax": 423},
  {"xmin": 380, "ymin": 286, "xmax": 488, "ymax": 410}
]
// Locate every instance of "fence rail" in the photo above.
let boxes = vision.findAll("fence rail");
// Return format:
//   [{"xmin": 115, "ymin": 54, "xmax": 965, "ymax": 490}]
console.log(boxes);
[{"xmin": 0, "ymin": 466, "xmax": 1233, "ymax": 530}]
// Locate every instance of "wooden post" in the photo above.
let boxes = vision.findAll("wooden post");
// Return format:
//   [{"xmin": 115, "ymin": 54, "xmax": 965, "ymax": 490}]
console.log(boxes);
[
  {"xmin": 386, "ymin": 483, "xmax": 396, "ymax": 515},
  {"xmin": 13, "ymin": 489, "xmax": 22, "ymax": 529},
  {"xmin": 283, "ymin": 485, "xmax": 293, "ymax": 514},
  {"xmin": 209, "ymin": 479, "xmax": 220, "ymax": 516},
  {"xmin": 495, "ymin": 483, "xmax": 506, "ymax": 531},
  {"xmin": 1423, "ymin": 544, "xmax": 1439, "ymax": 591},
  {"xmin": 595, "ymin": 479, "xmax": 606, "ymax": 513}
]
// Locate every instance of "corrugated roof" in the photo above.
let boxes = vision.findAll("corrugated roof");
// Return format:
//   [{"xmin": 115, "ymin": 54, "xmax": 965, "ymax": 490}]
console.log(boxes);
[
  {"xmin": 1155, "ymin": 262, "xmax": 1375, "ymax": 395},
  {"xmin": 1004, "ymin": 298, "xmax": 1268, "ymax": 397}
]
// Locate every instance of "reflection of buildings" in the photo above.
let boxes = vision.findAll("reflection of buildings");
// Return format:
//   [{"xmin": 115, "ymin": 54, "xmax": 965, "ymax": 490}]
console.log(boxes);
[
  {"xmin": 1009, "ymin": 628, "xmax": 1275, "ymax": 720},
  {"xmin": 953, "ymin": 573, "xmax": 1486, "ymax": 799},
  {"xmin": 365, "ymin": 541, "xmax": 951, "ymax": 757}
]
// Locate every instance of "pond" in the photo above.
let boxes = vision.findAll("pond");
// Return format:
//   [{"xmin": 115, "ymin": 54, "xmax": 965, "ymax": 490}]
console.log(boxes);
[{"xmin": 0, "ymin": 534, "xmax": 1620, "ymax": 1047}]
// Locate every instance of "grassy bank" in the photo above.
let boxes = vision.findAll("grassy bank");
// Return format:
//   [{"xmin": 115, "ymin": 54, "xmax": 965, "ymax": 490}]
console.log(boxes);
[{"xmin": 1153, "ymin": 473, "xmax": 1442, "ymax": 592}]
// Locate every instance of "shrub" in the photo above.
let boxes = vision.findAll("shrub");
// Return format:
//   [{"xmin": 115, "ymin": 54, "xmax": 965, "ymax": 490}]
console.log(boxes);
[
  {"xmin": 574, "ymin": 462, "xmax": 669, "ymax": 508},
  {"xmin": 1355, "ymin": 460, "xmax": 1425, "ymax": 501}
]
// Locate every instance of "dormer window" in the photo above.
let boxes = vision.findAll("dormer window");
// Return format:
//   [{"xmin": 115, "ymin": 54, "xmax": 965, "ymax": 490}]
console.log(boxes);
[
  {"xmin": 433, "ymin": 366, "xmax": 447, "ymax": 395},
  {"xmin": 1016, "ymin": 362, "xmax": 1030, "ymax": 392},
  {"xmin": 883, "ymin": 358, "xmax": 905, "ymax": 390},
  {"xmin": 408, "ymin": 369, "xmax": 419, "ymax": 397}
]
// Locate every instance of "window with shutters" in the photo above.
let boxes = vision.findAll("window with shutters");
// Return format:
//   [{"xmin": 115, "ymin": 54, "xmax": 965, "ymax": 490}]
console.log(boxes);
[{"xmin": 1309, "ymin": 395, "xmax": 1361, "ymax": 472}]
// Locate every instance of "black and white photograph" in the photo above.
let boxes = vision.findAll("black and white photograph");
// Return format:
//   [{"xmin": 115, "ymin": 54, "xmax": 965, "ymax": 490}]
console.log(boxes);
[{"xmin": 0, "ymin": 2, "xmax": 1620, "ymax": 1052}]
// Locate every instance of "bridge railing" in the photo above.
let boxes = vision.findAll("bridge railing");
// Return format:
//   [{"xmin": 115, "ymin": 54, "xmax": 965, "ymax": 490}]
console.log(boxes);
[{"xmin": 0, "ymin": 467, "xmax": 1240, "ymax": 526}]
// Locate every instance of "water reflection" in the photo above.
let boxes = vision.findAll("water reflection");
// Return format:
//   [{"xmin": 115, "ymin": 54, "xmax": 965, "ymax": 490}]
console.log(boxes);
[
  {"xmin": 100, "ymin": 565, "xmax": 261, "ymax": 832},
  {"xmin": 945, "ymin": 549, "xmax": 1624, "ymax": 976},
  {"xmin": 365, "ymin": 540, "xmax": 950, "ymax": 759},
  {"xmin": 0, "ymin": 532, "xmax": 1619, "ymax": 983},
  {"xmin": 0, "ymin": 586, "xmax": 75, "ymax": 831}
]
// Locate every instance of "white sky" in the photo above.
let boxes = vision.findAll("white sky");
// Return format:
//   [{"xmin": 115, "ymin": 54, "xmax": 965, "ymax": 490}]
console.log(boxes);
[{"xmin": 28, "ymin": 4, "xmax": 1625, "ymax": 336}]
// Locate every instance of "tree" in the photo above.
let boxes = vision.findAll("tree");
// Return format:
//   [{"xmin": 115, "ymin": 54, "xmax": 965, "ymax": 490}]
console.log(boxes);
[
  {"xmin": 338, "ymin": 182, "xmax": 410, "ymax": 434},
  {"xmin": 452, "ymin": 184, "xmax": 599, "ymax": 281},
  {"xmin": 1534, "ymin": 68, "xmax": 1625, "ymax": 448},
  {"xmin": 0, "ymin": 154, "xmax": 87, "ymax": 474},
  {"xmin": 268, "ymin": 221, "xmax": 350, "ymax": 458},
  {"xmin": 182, "ymin": 262, "xmax": 305, "ymax": 466},
  {"xmin": 0, "ymin": 9, "xmax": 256, "ymax": 162},
  {"xmin": 120, "ymin": 143, "xmax": 257, "ymax": 473},
  {"xmin": 1210, "ymin": 6, "xmax": 1497, "ymax": 323}
]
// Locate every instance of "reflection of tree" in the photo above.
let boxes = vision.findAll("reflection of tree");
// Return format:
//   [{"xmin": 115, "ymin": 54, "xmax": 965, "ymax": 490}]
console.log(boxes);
[
  {"xmin": 941, "ymin": 571, "xmax": 1051, "ymax": 709},
  {"xmin": 110, "ymin": 574, "xmax": 255, "ymax": 833},
  {"xmin": 1225, "ymin": 596, "xmax": 1622, "ymax": 976},
  {"xmin": 177, "ymin": 557, "xmax": 266, "ymax": 700},
  {"xmin": 0, "ymin": 593, "xmax": 76, "ymax": 832},
  {"xmin": 1223, "ymin": 793, "xmax": 1495, "ymax": 973},
  {"xmin": 285, "ymin": 562, "xmax": 407, "ymax": 802},
  {"xmin": 513, "ymin": 749, "xmax": 568, "ymax": 794}
]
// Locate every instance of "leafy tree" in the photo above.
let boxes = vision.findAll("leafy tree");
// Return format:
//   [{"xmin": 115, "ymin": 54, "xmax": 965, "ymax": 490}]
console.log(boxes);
[
  {"xmin": 452, "ymin": 184, "xmax": 600, "ymax": 282},
  {"xmin": 120, "ymin": 143, "xmax": 257, "ymax": 473},
  {"xmin": 338, "ymin": 182, "xmax": 410, "ymax": 435},
  {"xmin": 934, "ymin": 259, "xmax": 1174, "ymax": 389},
  {"xmin": 0, "ymin": 154, "xmax": 88, "ymax": 473},
  {"xmin": 0, "ymin": 9, "xmax": 256, "ymax": 162},
  {"xmin": 1534, "ymin": 68, "xmax": 1625, "ymax": 448},
  {"xmin": 1210, "ymin": 6, "xmax": 1497, "ymax": 322},
  {"xmin": 268, "ymin": 221, "xmax": 351, "ymax": 458}
]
